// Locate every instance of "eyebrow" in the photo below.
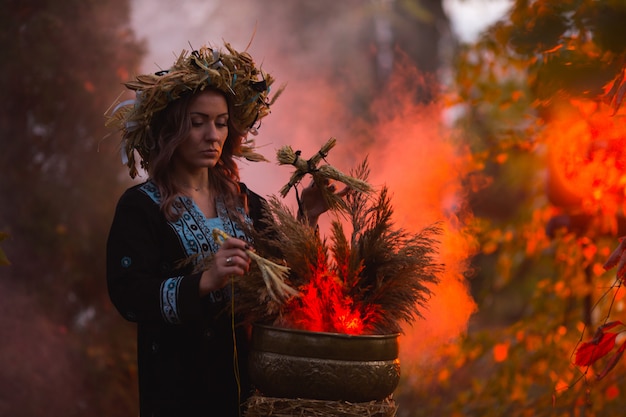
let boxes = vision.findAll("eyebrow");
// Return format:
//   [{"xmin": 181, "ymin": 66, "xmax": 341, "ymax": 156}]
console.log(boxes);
[{"xmin": 189, "ymin": 112, "xmax": 229, "ymax": 118}]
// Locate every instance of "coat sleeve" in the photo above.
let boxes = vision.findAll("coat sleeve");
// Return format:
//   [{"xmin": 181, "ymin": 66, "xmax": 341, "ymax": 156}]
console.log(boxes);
[{"xmin": 106, "ymin": 191, "xmax": 208, "ymax": 324}]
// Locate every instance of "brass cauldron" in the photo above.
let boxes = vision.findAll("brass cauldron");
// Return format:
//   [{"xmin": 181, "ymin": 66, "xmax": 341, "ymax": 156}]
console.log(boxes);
[{"xmin": 248, "ymin": 324, "xmax": 400, "ymax": 402}]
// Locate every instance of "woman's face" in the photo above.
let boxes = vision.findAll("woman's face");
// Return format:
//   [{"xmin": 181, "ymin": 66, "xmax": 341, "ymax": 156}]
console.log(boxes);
[{"xmin": 174, "ymin": 90, "xmax": 229, "ymax": 172}]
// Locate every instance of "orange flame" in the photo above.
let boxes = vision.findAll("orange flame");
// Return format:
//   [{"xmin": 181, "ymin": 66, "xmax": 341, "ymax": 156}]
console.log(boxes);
[
  {"xmin": 279, "ymin": 250, "xmax": 376, "ymax": 335},
  {"xmin": 289, "ymin": 272, "xmax": 368, "ymax": 335},
  {"xmin": 241, "ymin": 35, "xmax": 478, "ymax": 363}
]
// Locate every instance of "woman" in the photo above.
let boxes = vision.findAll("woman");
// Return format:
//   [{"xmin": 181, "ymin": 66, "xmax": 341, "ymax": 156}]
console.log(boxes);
[{"xmin": 106, "ymin": 43, "xmax": 327, "ymax": 417}]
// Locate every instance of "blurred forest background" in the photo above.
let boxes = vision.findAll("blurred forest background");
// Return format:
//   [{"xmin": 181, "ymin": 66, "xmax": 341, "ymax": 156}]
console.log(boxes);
[{"xmin": 2, "ymin": 0, "xmax": 626, "ymax": 416}]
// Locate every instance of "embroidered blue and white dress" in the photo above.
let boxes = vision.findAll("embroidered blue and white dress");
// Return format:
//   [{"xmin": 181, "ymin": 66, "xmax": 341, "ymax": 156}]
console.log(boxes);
[{"xmin": 106, "ymin": 179, "xmax": 267, "ymax": 417}]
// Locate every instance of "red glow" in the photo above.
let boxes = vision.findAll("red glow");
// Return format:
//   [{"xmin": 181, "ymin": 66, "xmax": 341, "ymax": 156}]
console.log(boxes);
[
  {"xmin": 254, "ymin": 48, "xmax": 478, "ymax": 348},
  {"xmin": 546, "ymin": 99, "xmax": 626, "ymax": 221},
  {"xmin": 280, "ymin": 250, "xmax": 376, "ymax": 335}
]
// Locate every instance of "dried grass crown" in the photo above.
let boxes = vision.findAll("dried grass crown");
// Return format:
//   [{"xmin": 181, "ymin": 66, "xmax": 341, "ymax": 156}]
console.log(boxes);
[{"xmin": 106, "ymin": 42, "xmax": 283, "ymax": 178}]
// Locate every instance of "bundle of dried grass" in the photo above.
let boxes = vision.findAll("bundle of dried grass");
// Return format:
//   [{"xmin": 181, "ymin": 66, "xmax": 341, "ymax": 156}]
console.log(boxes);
[
  {"xmin": 277, "ymin": 137, "xmax": 372, "ymax": 212},
  {"xmin": 212, "ymin": 228, "xmax": 298, "ymax": 302},
  {"xmin": 233, "ymin": 195, "xmax": 322, "ymax": 320},
  {"xmin": 244, "ymin": 395, "xmax": 397, "ymax": 417},
  {"xmin": 234, "ymin": 158, "xmax": 443, "ymax": 335},
  {"xmin": 331, "ymin": 160, "xmax": 444, "ymax": 334}
]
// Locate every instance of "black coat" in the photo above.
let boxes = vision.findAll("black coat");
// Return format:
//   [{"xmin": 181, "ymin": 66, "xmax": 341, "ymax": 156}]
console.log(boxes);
[{"xmin": 106, "ymin": 180, "xmax": 267, "ymax": 417}]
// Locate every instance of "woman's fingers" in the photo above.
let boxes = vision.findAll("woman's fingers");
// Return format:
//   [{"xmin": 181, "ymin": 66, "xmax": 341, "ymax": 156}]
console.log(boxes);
[
  {"xmin": 218, "ymin": 239, "xmax": 251, "ymax": 275},
  {"xmin": 222, "ymin": 251, "xmax": 250, "ymax": 272}
]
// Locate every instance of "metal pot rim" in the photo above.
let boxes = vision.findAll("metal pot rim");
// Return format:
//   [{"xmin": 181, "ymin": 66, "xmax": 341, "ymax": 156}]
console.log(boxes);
[
  {"xmin": 253, "ymin": 323, "xmax": 400, "ymax": 339},
  {"xmin": 251, "ymin": 323, "xmax": 400, "ymax": 361}
]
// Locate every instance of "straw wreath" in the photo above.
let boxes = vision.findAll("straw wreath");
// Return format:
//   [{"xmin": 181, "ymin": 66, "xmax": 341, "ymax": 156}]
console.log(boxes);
[{"xmin": 106, "ymin": 42, "xmax": 283, "ymax": 178}]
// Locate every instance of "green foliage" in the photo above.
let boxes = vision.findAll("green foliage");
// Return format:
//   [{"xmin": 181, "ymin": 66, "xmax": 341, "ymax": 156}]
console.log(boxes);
[
  {"xmin": 399, "ymin": 234, "xmax": 626, "ymax": 416},
  {"xmin": 395, "ymin": 0, "xmax": 626, "ymax": 415},
  {"xmin": 5, "ymin": 0, "xmax": 626, "ymax": 414}
]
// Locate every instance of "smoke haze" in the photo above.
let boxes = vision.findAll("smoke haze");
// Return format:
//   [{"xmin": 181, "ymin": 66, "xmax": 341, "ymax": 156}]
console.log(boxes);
[{"xmin": 130, "ymin": 0, "xmax": 478, "ymax": 386}]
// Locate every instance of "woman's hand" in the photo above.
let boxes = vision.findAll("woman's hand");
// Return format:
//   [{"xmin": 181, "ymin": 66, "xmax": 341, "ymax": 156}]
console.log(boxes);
[
  {"xmin": 199, "ymin": 237, "xmax": 251, "ymax": 296},
  {"xmin": 298, "ymin": 179, "xmax": 349, "ymax": 226}
]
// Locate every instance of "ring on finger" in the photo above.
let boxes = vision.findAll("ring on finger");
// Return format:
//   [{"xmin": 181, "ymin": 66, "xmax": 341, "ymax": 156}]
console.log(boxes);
[{"xmin": 226, "ymin": 256, "xmax": 233, "ymax": 266}]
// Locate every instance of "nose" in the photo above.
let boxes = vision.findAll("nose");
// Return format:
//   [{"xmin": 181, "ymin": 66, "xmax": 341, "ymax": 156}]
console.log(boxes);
[{"xmin": 204, "ymin": 122, "xmax": 220, "ymax": 141}]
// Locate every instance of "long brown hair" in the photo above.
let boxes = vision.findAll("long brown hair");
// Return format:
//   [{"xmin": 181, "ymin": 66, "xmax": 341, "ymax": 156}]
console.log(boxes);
[{"xmin": 139, "ymin": 88, "xmax": 247, "ymax": 221}]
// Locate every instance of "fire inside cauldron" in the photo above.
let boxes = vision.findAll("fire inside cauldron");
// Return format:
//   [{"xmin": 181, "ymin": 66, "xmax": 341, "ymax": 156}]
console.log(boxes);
[{"xmin": 233, "ymin": 157, "xmax": 442, "ymax": 403}]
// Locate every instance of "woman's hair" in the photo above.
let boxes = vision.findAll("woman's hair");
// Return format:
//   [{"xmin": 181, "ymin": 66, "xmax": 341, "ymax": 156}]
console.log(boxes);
[{"xmin": 137, "ymin": 88, "xmax": 247, "ymax": 221}]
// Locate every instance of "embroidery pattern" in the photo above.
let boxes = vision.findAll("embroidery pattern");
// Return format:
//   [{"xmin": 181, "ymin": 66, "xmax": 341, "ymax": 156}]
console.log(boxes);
[
  {"xmin": 161, "ymin": 276, "xmax": 183, "ymax": 324},
  {"xmin": 139, "ymin": 180, "xmax": 253, "ymax": 313}
]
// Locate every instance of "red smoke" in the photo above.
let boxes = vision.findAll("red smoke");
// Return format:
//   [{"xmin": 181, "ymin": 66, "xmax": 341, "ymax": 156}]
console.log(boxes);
[{"xmin": 132, "ymin": 0, "xmax": 478, "ymax": 380}]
